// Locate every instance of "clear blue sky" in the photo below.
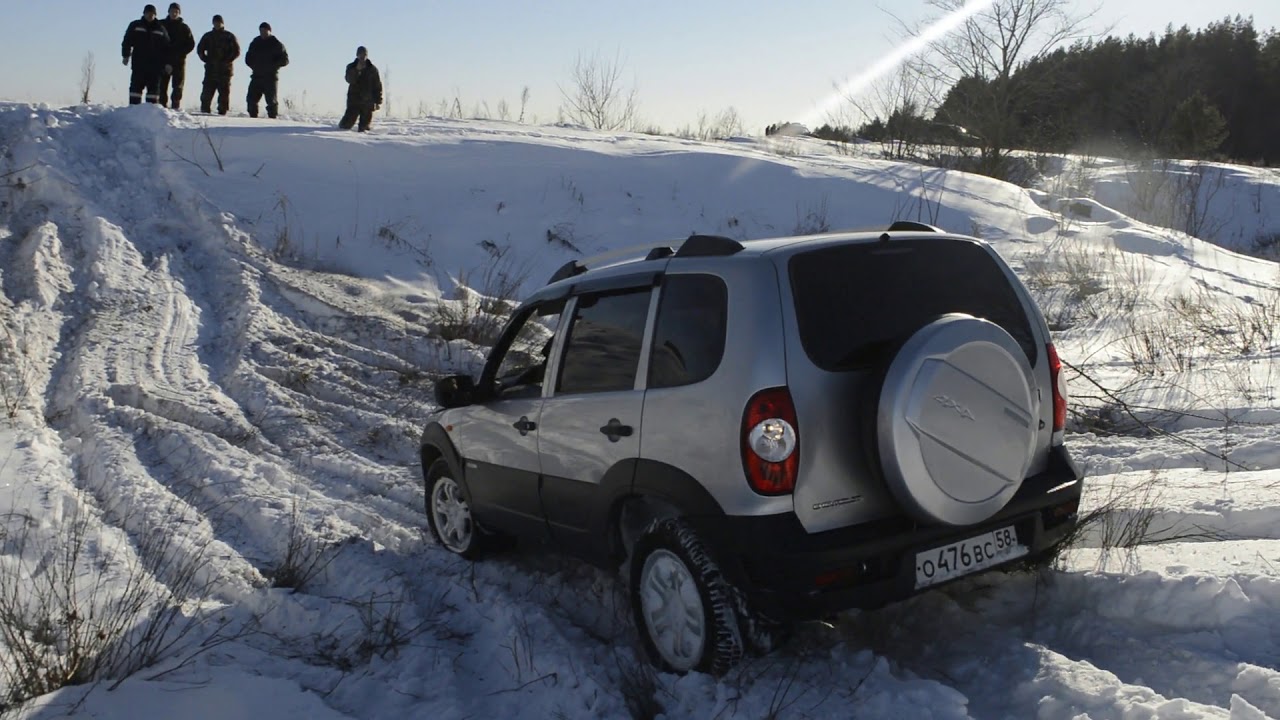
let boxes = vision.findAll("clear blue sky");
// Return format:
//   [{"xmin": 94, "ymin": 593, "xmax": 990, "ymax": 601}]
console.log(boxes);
[{"xmin": 1, "ymin": 1, "xmax": 1277, "ymax": 131}]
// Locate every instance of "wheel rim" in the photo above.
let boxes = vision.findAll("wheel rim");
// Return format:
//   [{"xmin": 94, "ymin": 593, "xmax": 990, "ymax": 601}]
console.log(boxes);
[
  {"xmin": 431, "ymin": 476, "xmax": 473, "ymax": 553},
  {"xmin": 639, "ymin": 549, "xmax": 706, "ymax": 671}
]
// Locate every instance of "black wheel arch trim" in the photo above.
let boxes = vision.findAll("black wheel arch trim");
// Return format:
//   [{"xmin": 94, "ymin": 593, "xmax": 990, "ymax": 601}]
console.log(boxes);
[
  {"xmin": 588, "ymin": 458, "xmax": 727, "ymax": 565},
  {"xmin": 420, "ymin": 422, "xmax": 470, "ymax": 502}
]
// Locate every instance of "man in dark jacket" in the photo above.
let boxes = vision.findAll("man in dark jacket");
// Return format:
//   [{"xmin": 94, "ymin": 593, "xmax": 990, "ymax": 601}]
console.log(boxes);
[
  {"xmin": 197, "ymin": 14, "xmax": 240, "ymax": 115},
  {"xmin": 339, "ymin": 46, "xmax": 383, "ymax": 132},
  {"xmin": 121, "ymin": 4, "xmax": 170, "ymax": 105},
  {"xmin": 158, "ymin": 3, "xmax": 195, "ymax": 110},
  {"xmin": 244, "ymin": 22, "xmax": 289, "ymax": 119}
]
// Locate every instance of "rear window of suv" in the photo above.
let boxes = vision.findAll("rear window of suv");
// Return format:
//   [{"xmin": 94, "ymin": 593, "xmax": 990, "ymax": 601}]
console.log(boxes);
[{"xmin": 788, "ymin": 239, "xmax": 1038, "ymax": 371}]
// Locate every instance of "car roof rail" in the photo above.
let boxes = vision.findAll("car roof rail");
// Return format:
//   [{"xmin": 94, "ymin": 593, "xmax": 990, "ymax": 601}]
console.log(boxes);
[
  {"xmin": 544, "ymin": 241, "xmax": 675, "ymax": 286},
  {"xmin": 887, "ymin": 220, "xmax": 944, "ymax": 233},
  {"xmin": 544, "ymin": 234, "xmax": 744, "ymax": 286},
  {"xmin": 546, "ymin": 260, "xmax": 587, "ymax": 284},
  {"xmin": 673, "ymin": 233, "xmax": 745, "ymax": 258}
]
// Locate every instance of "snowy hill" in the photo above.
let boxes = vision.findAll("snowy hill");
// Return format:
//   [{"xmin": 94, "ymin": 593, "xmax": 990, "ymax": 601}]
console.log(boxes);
[{"xmin": 0, "ymin": 103, "xmax": 1278, "ymax": 719}]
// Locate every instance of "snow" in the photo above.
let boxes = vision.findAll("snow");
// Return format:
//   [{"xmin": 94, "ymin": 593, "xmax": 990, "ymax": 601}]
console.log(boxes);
[{"xmin": 0, "ymin": 102, "xmax": 1277, "ymax": 719}]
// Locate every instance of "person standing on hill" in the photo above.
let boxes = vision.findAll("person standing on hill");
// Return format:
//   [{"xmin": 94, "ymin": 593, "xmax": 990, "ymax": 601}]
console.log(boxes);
[
  {"xmin": 339, "ymin": 46, "xmax": 383, "ymax": 133},
  {"xmin": 158, "ymin": 3, "xmax": 195, "ymax": 110},
  {"xmin": 244, "ymin": 22, "xmax": 289, "ymax": 119},
  {"xmin": 197, "ymin": 14, "xmax": 240, "ymax": 115},
  {"xmin": 121, "ymin": 4, "xmax": 170, "ymax": 105}
]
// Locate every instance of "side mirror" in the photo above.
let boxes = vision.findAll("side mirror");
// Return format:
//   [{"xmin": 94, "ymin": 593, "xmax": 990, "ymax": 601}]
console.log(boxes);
[{"xmin": 434, "ymin": 374, "xmax": 476, "ymax": 409}]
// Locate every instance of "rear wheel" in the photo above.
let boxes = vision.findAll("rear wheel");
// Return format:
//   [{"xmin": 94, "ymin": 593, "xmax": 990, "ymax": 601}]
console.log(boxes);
[{"xmin": 630, "ymin": 519, "xmax": 743, "ymax": 675}]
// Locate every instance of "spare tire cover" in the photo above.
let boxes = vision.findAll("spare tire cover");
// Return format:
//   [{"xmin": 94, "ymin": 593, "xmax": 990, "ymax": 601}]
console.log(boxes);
[{"xmin": 878, "ymin": 314, "xmax": 1038, "ymax": 526}]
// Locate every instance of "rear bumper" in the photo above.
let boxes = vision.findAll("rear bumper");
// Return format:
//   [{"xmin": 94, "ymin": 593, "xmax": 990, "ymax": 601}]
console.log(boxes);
[{"xmin": 687, "ymin": 445, "xmax": 1083, "ymax": 620}]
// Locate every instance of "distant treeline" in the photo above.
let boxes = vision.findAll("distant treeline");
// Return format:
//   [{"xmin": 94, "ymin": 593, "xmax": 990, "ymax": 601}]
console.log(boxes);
[
  {"xmin": 775, "ymin": 17, "xmax": 1280, "ymax": 168},
  {"xmin": 952, "ymin": 16, "xmax": 1280, "ymax": 164}
]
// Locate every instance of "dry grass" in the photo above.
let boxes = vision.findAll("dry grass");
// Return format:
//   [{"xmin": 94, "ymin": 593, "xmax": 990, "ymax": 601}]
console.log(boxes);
[
  {"xmin": 0, "ymin": 494, "xmax": 221, "ymax": 709},
  {"xmin": 431, "ymin": 245, "xmax": 529, "ymax": 346},
  {"xmin": 268, "ymin": 502, "xmax": 346, "ymax": 593}
]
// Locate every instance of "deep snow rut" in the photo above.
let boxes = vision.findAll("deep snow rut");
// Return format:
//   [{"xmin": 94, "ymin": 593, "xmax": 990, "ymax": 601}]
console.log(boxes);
[{"xmin": 2, "ymin": 107, "xmax": 440, "ymax": 607}]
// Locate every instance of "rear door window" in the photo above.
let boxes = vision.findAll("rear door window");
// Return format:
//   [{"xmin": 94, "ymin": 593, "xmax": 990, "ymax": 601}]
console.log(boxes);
[
  {"xmin": 648, "ymin": 274, "xmax": 728, "ymax": 389},
  {"xmin": 789, "ymin": 240, "xmax": 1037, "ymax": 371}
]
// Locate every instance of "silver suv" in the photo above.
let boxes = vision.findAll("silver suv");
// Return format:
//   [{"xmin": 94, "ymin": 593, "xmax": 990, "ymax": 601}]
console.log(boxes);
[{"xmin": 421, "ymin": 223, "xmax": 1083, "ymax": 674}]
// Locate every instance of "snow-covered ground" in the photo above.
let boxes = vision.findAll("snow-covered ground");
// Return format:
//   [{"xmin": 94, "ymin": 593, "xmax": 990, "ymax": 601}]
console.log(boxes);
[{"xmin": 0, "ymin": 103, "xmax": 1277, "ymax": 719}]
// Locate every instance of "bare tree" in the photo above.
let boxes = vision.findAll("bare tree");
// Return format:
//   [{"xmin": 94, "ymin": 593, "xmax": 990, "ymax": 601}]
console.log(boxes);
[
  {"xmin": 900, "ymin": 0, "xmax": 1099, "ymax": 178},
  {"xmin": 558, "ymin": 51, "xmax": 639, "ymax": 131},
  {"xmin": 518, "ymin": 86, "xmax": 531, "ymax": 123},
  {"xmin": 836, "ymin": 58, "xmax": 942, "ymax": 159},
  {"xmin": 80, "ymin": 52, "xmax": 96, "ymax": 104}
]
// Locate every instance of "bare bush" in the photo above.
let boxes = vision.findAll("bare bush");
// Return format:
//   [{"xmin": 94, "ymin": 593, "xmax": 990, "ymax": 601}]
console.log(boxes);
[
  {"xmin": 375, "ymin": 218, "xmax": 433, "ymax": 268},
  {"xmin": 889, "ymin": 166, "xmax": 946, "ymax": 227},
  {"xmin": 558, "ymin": 51, "xmax": 640, "ymax": 131},
  {"xmin": 1022, "ymin": 242, "xmax": 1115, "ymax": 330},
  {"xmin": 0, "ymin": 495, "xmax": 220, "ymax": 708},
  {"xmin": 614, "ymin": 650, "xmax": 664, "ymax": 720},
  {"xmin": 519, "ymin": 87, "xmax": 531, "ymax": 123},
  {"xmin": 1251, "ymin": 231, "xmax": 1280, "ymax": 260},
  {"xmin": 1056, "ymin": 470, "xmax": 1228, "ymax": 573},
  {"xmin": 680, "ymin": 107, "xmax": 745, "ymax": 141},
  {"xmin": 269, "ymin": 502, "xmax": 345, "ymax": 592},
  {"xmin": 1119, "ymin": 281, "xmax": 1280, "ymax": 375},
  {"xmin": 836, "ymin": 59, "xmax": 941, "ymax": 161},
  {"xmin": 793, "ymin": 196, "xmax": 831, "ymax": 235},
  {"xmin": 1118, "ymin": 312, "xmax": 1196, "ymax": 376},
  {"xmin": 163, "ymin": 123, "xmax": 224, "ymax": 177},
  {"xmin": 1123, "ymin": 159, "xmax": 1229, "ymax": 241},
  {"xmin": 79, "ymin": 53, "xmax": 95, "ymax": 105},
  {"xmin": 302, "ymin": 589, "xmax": 439, "ymax": 672},
  {"xmin": 431, "ymin": 245, "xmax": 530, "ymax": 346},
  {"xmin": 0, "ymin": 317, "xmax": 34, "ymax": 423}
]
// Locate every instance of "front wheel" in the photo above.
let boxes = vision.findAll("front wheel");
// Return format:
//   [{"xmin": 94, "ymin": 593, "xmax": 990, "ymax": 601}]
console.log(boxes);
[
  {"xmin": 425, "ymin": 458, "xmax": 488, "ymax": 559},
  {"xmin": 629, "ymin": 519, "xmax": 744, "ymax": 675}
]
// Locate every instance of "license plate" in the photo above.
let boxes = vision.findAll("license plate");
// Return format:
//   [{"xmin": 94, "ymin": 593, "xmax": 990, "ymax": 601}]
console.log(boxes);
[{"xmin": 915, "ymin": 526, "xmax": 1027, "ymax": 589}]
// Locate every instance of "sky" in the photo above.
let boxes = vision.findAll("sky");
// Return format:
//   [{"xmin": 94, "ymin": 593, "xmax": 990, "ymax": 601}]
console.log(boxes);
[{"xmin": 1, "ymin": 0, "xmax": 1278, "ymax": 133}]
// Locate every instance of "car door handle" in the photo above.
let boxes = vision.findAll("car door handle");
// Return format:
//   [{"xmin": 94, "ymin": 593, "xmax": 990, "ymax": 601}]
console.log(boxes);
[
  {"xmin": 599, "ymin": 418, "xmax": 633, "ymax": 442},
  {"xmin": 512, "ymin": 417, "xmax": 536, "ymax": 436}
]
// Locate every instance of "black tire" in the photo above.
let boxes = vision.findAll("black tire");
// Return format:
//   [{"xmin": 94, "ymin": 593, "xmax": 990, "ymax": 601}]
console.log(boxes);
[
  {"xmin": 424, "ymin": 458, "xmax": 489, "ymax": 559},
  {"xmin": 629, "ymin": 518, "xmax": 744, "ymax": 675},
  {"xmin": 733, "ymin": 593, "xmax": 794, "ymax": 656}
]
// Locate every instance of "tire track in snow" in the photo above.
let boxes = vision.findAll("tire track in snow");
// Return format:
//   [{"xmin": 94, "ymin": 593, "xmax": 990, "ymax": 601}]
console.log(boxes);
[{"xmin": 831, "ymin": 568, "xmax": 1277, "ymax": 719}]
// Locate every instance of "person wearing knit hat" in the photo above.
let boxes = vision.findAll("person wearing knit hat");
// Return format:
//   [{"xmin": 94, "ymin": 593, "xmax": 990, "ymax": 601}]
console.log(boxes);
[
  {"xmin": 196, "ymin": 14, "xmax": 240, "ymax": 114},
  {"xmin": 339, "ymin": 45, "xmax": 383, "ymax": 132},
  {"xmin": 121, "ymin": 4, "xmax": 171, "ymax": 105},
  {"xmin": 244, "ymin": 21, "xmax": 289, "ymax": 118},
  {"xmin": 158, "ymin": 2, "xmax": 195, "ymax": 110}
]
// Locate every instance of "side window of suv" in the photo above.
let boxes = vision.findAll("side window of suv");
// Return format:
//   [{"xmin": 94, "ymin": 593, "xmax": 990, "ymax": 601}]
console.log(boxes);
[
  {"xmin": 649, "ymin": 274, "xmax": 728, "ymax": 389},
  {"xmin": 556, "ymin": 288, "xmax": 652, "ymax": 395},
  {"xmin": 490, "ymin": 300, "xmax": 565, "ymax": 400}
]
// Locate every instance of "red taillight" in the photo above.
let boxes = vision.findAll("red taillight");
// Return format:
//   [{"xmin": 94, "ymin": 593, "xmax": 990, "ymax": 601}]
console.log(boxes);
[
  {"xmin": 741, "ymin": 387, "xmax": 799, "ymax": 495},
  {"xmin": 1047, "ymin": 343, "xmax": 1067, "ymax": 433}
]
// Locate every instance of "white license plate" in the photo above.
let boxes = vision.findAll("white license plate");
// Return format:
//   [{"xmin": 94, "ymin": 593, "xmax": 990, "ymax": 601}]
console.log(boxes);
[{"xmin": 915, "ymin": 526, "xmax": 1027, "ymax": 589}]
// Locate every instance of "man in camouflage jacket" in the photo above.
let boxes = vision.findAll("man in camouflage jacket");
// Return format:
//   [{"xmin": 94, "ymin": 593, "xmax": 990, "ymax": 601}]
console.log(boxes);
[
  {"xmin": 197, "ymin": 14, "xmax": 240, "ymax": 115},
  {"xmin": 339, "ymin": 46, "xmax": 383, "ymax": 132}
]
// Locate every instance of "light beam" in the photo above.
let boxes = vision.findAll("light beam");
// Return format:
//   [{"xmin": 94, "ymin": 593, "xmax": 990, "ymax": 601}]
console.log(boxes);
[{"xmin": 800, "ymin": 0, "xmax": 996, "ymax": 128}]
